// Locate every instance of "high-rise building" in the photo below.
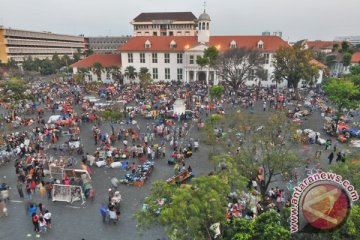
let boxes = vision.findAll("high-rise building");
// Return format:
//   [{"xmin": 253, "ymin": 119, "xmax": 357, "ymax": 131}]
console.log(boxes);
[{"xmin": 0, "ymin": 26, "xmax": 86, "ymax": 63}]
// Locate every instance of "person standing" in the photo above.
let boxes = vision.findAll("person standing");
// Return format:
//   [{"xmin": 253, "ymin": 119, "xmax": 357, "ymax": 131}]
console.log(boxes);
[
  {"xmin": 32, "ymin": 213, "xmax": 40, "ymax": 233},
  {"xmin": 263, "ymin": 101, "xmax": 267, "ymax": 111},
  {"xmin": 328, "ymin": 152, "xmax": 334, "ymax": 165},
  {"xmin": 43, "ymin": 210, "xmax": 52, "ymax": 229},
  {"xmin": 17, "ymin": 181, "xmax": 24, "ymax": 198}
]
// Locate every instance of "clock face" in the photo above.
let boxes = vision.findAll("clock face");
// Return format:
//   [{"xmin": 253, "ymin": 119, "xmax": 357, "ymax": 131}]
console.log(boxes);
[{"xmin": 301, "ymin": 183, "xmax": 350, "ymax": 230}]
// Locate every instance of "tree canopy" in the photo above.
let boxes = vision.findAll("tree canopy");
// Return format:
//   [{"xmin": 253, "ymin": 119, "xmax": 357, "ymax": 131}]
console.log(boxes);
[
  {"xmin": 136, "ymin": 175, "xmax": 231, "ymax": 240},
  {"xmin": 273, "ymin": 45, "xmax": 319, "ymax": 90},
  {"xmin": 324, "ymin": 78, "xmax": 359, "ymax": 127},
  {"xmin": 138, "ymin": 67, "xmax": 153, "ymax": 89},
  {"xmin": 216, "ymin": 48, "xmax": 265, "ymax": 92},
  {"xmin": 124, "ymin": 66, "xmax": 137, "ymax": 81}
]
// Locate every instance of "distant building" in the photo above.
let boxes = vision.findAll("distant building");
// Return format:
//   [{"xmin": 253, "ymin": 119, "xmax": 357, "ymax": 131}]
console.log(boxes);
[
  {"xmin": 305, "ymin": 40, "xmax": 338, "ymax": 54},
  {"xmin": 335, "ymin": 36, "xmax": 360, "ymax": 46},
  {"xmin": 351, "ymin": 52, "xmax": 360, "ymax": 66},
  {"xmin": 131, "ymin": 12, "xmax": 198, "ymax": 37},
  {"xmin": 262, "ymin": 31, "xmax": 282, "ymax": 38},
  {"xmin": 88, "ymin": 36, "xmax": 131, "ymax": 54},
  {"xmin": 0, "ymin": 26, "xmax": 86, "ymax": 63}
]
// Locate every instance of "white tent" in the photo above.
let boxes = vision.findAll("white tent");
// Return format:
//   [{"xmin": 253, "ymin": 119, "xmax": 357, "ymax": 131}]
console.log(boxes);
[{"xmin": 173, "ymin": 99, "xmax": 186, "ymax": 115}]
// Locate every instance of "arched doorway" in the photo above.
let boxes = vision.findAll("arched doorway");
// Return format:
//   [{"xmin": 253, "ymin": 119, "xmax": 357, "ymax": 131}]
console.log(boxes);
[{"xmin": 197, "ymin": 71, "xmax": 206, "ymax": 84}]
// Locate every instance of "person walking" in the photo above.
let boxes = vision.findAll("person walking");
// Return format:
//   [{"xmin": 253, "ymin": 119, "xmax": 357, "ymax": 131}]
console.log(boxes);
[
  {"xmin": 328, "ymin": 152, "xmax": 334, "ymax": 165},
  {"xmin": 99, "ymin": 204, "xmax": 108, "ymax": 223},
  {"xmin": 336, "ymin": 152, "xmax": 342, "ymax": 162}
]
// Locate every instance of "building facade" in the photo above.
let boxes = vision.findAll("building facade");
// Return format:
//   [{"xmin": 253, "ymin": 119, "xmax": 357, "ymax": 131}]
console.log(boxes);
[
  {"xmin": 0, "ymin": 26, "xmax": 86, "ymax": 63},
  {"xmin": 88, "ymin": 36, "xmax": 131, "ymax": 54},
  {"xmin": 120, "ymin": 11, "xmax": 296, "ymax": 87},
  {"xmin": 131, "ymin": 12, "xmax": 198, "ymax": 37}
]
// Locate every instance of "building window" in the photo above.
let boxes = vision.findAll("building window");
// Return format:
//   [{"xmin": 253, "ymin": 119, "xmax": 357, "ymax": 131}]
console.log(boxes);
[
  {"xmin": 177, "ymin": 68, "xmax": 183, "ymax": 80},
  {"xmin": 177, "ymin": 53, "xmax": 183, "ymax": 64},
  {"xmin": 152, "ymin": 53, "xmax": 158, "ymax": 63},
  {"xmin": 164, "ymin": 53, "xmax": 170, "ymax": 63},
  {"xmin": 230, "ymin": 40, "xmax": 237, "ymax": 49},
  {"xmin": 145, "ymin": 40, "xmax": 151, "ymax": 48},
  {"xmin": 262, "ymin": 69, "xmax": 268, "ymax": 81},
  {"xmin": 257, "ymin": 41, "xmax": 264, "ymax": 49},
  {"xmin": 165, "ymin": 68, "xmax": 170, "ymax": 79},
  {"xmin": 170, "ymin": 40, "xmax": 177, "ymax": 48},
  {"xmin": 140, "ymin": 53, "xmax": 145, "ymax": 63},
  {"xmin": 249, "ymin": 69, "xmax": 256, "ymax": 81},
  {"xmin": 264, "ymin": 53, "xmax": 270, "ymax": 64},
  {"xmin": 189, "ymin": 55, "xmax": 195, "ymax": 64},
  {"xmin": 88, "ymin": 75, "xmax": 92, "ymax": 81},
  {"xmin": 152, "ymin": 68, "xmax": 158, "ymax": 79},
  {"xmin": 153, "ymin": 32, "xmax": 157, "ymax": 36},
  {"xmin": 128, "ymin": 53, "xmax": 133, "ymax": 63}
]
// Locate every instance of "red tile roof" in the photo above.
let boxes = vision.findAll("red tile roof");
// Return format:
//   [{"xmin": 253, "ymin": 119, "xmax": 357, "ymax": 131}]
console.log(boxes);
[
  {"xmin": 133, "ymin": 12, "xmax": 197, "ymax": 22},
  {"xmin": 118, "ymin": 36, "xmax": 289, "ymax": 52},
  {"xmin": 310, "ymin": 59, "xmax": 327, "ymax": 69},
  {"xmin": 70, "ymin": 54, "xmax": 121, "ymax": 68},
  {"xmin": 351, "ymin": 52, "xmax": 360, "ymax": 63},
  {"xmin": 307, "ymin": 41, "xmax": 338, "ymax": 51}
]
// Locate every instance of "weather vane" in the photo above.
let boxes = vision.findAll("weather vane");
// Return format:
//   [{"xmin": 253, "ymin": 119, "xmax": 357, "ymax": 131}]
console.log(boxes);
[{"xmin": 203, "ymin": 1, "xmax": 207, "ymax": 12}]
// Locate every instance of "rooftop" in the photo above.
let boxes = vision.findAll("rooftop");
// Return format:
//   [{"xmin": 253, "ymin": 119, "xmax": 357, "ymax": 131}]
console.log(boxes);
[
  {"xmin": 351, "ymin": 52, "xmax": 360, "ymax": 64},
  {"xmin": 70, "ymin": 54, "xmax": 121, "ymax": 68},
  {"xmin": 133, "ymin": 12, "xmax": 197, "ymax": 22},
  {"xmin": 118, "ymin": 35, "xmax": 289, "ymax": 52}
]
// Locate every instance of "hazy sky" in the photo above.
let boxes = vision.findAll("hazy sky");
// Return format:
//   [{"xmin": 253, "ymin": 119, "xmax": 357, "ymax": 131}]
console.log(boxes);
[{"xmin": 0, "ymin": 0, "xmax": 359, "ymax": 41}]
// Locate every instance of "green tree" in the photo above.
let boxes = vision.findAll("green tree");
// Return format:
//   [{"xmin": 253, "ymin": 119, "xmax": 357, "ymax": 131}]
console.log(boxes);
[
  {"xmin": 92, "ymin": 62, "xmax": 104, "ymax": 81},
  {"xmin": 138, "ymin": 67, "xmax": 153, "ymax": 90},
  {"xmin": 39, "ymin": 58, "xmax": 56, "ymax": 75},
  {"xmin": 324, "ymin": 78, "xmax": 360, "ymax": 129},
  {"xmin": 273, "ymin": 45, "xmax": 319, "ymax": 97},
  {"xmin": 109, "ymin": 66, "xmax": 123, "ymax": 84},
  {"xmin": 216, "ymin": 48, "xmax": 266, "ymax": 92},
  {"xmin": 210, "ymin": 85, "xmax": 224, "ymax": 100},
  {"xmin": 251, "ymin": 210, "xmax": 291, "ymax": 240},
  {"xmin": 342, "ymin": 41, "xmax": 350, "ymax": 52},
  {"xmin": 224, "ymin": 210, "xmax": 291, "ymax": 240},
  {"xmin": 211, "ymin": 112, "xmax": 301, "ymax": 198},
  {"xmin": 0, "ymin": 77, "xmax": 29, "ymax": 101},
  {"xmin": 196, "ymin": 46, "xmax": 219, "ymax": 84},
  {"xmin": 52, "ymin": 53, "xmax": 62, "ymax": 69},
  {"xmin": 6, "ymin": 59, "xmax": 18, "ymax": 69},
  {"xmin": 136, "ymin": 175, "xmax": 231, "ymax": 240},
  {"xmin": 22, "ymin": 56, "xmax": 35, "ymax": 71},
  {"xmin": 343, "ymin": 52, "xmax": 353, "ymax": 67},
  {"xmin": 350, "ymin": 65, "xmax": 360, "ymax": 75},
  {"xmin": 73, "ymin": 48, "xmax": 82, "ymax": 63},
  {"xmin": 124, "ymin": 66, "xmax": 137, "ymax": 81}
]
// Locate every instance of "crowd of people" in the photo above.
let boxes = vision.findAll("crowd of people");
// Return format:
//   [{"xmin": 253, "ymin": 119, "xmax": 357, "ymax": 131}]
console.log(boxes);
[{"xmin": 0, "ymin": 76, "xmax": 357, "ymax": 235}]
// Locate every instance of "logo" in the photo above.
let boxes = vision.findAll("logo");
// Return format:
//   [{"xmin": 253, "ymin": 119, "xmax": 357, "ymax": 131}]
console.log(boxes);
[{"xmin": 290, "ymin": 172, "xmax": 359, "ymax": 233}]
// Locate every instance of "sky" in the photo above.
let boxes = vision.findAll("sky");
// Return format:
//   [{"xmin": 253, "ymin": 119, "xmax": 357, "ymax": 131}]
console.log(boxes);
[{"xmin": 0, "ymin": 0, "xmax": 359, "ymax": 42}]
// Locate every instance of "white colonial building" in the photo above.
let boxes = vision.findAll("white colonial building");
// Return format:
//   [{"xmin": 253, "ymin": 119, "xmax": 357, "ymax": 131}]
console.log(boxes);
[
  {"xmin": 119, "ymin": 11, "xmax": 297, "ymax": 87},
  {"xmin": 71, "ymin": 11, "xmax": 325, "ymax": 87}
]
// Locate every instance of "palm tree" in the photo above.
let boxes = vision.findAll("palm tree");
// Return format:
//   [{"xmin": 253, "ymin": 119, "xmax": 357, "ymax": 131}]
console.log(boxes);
[
  {"xmin": 138, "ymin": 67, "xmax": 153, "ymax": 90},
  {"xmin": 109, "ymin": 66, "xmax": 123, "ymax": 84},
  {"xmin": 124, "ymin": 66, "xmax": 137, "ymax": 82},
  {"xmin": 92, "ymin": 62, "xmax": 104, "ymax": 81},
  {"xmin": 77, "ymin": 67, "xmax": 89, "ymax": 83}
]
